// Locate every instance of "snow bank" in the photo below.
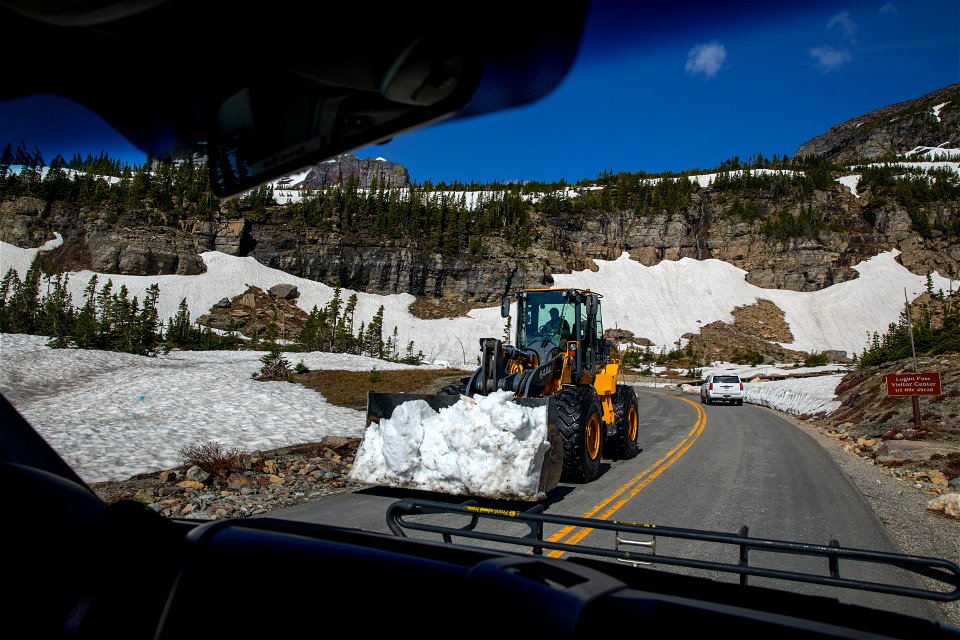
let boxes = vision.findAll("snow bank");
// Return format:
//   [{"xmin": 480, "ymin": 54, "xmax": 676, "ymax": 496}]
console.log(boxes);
[{"xmin": 744, "ymin": 375, "xmax": 844, "ymax": 417}]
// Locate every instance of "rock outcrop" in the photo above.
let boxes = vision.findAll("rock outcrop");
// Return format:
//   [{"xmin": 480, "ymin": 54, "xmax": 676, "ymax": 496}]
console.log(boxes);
[
  {"xmin": 196, "ymin": 284, "xmax": 307, "ymax": 340},
  {"xmin": 44, "ymin": 224, "xmax": 206, "ymax": 276},
  {"xmin": 686, "ymin": 299, "xmax": 814, "ymax": 364},
  {"xmin": 4, "ymin": 171, "xmax": 957, "ymax": 316},
  {"xmin": 210, "ymin": 183, "xmax": 958, "ymax": 307},
  {"xmin": 295, "ymin": 153, "xmax": 410, "ymax": 189},
  {"xmin": 795, "ymin": 83, "xmax": 960, "ymax": 163}
]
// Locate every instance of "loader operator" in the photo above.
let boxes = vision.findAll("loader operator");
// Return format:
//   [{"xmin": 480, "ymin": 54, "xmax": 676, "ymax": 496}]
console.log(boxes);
[{"xmin": 540, "ymin": 307, "xmax": 571, "ymax": 341}]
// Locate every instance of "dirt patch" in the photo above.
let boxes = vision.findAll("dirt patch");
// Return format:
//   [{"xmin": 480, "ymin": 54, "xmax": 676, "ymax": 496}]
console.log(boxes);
[
  {"xmin": 407, "ymin": 295, "xmax": 492, "ymax": 320},
  {"xmin": 687, "ymin": 299, "xmax": 809, "ymax": 363},
  {"xmin": 41, "ymin": 230, "xmax": 93, "ymax": 273},
  {"xmin": 293, "ymin": 367, "xmax": 474, "ymax": 411},
  {"xmin": 89, "ymin": 434, "xmax": 363, "ymax": 511}
]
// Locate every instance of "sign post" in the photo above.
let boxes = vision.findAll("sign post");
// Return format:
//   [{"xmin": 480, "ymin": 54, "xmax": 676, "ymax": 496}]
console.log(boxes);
[{"xmin": 885, "ymin": 372, "xmax": 942, "ymax": 429}]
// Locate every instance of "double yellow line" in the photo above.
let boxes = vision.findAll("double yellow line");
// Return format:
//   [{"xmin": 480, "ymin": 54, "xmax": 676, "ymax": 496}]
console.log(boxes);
[{"xmin": 543, "ymin": 393, "xmax": 707, "ymax": 558}]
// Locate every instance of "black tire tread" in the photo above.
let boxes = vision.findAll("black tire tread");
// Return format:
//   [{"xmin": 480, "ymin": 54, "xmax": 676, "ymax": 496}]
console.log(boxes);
[
  {"xmin": 555, "ymin": 385, "xmax": 603, "ymax": 483},
  {"xmin": 611, "ymin": 384, "xmax": 639, "ymax": 459}
]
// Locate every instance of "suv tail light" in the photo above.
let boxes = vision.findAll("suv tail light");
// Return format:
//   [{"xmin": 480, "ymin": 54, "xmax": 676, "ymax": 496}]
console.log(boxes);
[
  {"xmin": 709, "ymin": 383, "xmax": 713, "ymax": 390},
  {"xmin": 740, "ymin": 383, "xmax": 743, "ymax": 390}
]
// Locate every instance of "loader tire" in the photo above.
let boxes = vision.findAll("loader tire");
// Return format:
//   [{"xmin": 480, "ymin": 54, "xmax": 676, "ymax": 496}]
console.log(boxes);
[
  {"xmin": 438, "ymin": 384, "xmax": 466, "ymax": 396},
  {"xmin": 556, "ymin": 385, "xmax": 603, "ymax": 483},
  {"xmin": 611, "ymin": 384, "xmax": 639, "ymax": 460}
]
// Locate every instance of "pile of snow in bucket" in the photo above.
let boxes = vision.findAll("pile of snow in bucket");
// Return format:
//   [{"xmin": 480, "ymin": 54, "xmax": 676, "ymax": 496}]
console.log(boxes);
[{"xmin": 347, "ymin": 390, "xmax": 550, "ymax": 500}]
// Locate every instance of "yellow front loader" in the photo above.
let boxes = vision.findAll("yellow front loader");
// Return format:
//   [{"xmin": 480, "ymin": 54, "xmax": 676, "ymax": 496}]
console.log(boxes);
[{"xmin": 357, "ymin": 288, "xmax": 640, "ymax": 499}]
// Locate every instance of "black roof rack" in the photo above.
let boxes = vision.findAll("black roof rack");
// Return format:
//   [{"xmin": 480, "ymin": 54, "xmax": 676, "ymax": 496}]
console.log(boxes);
[{"xmin": 386, "ymin": 498, "xmax": 960, "ymax": 603}]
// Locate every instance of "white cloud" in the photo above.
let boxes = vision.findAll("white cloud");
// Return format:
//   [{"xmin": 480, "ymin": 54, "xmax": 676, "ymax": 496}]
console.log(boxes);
[
  {"xmin": 828, "ymin": 11, "xmax": 858, "ymax": 43},
  {"xmin": 809, "ymin": 45, "xmax": 853, "ymax": 72},
  {"xmin": 879, "ymin": 3, "xmax": 897, "ymax": 16},
  {"xmin": 685, "ymin": 41, "xmax": 727, "ymax": 79}
]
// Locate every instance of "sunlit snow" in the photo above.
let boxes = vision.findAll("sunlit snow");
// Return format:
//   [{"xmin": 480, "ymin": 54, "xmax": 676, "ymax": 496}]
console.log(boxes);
[{"xmin": 1, "ymin": 234, "xmax": 956, "ymax": 488}]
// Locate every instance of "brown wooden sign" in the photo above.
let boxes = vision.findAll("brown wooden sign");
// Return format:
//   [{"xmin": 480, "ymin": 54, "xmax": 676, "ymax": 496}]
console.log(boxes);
[{"xmin": 885, "ymin": 372, "xmax": 942, "ymax": 397}]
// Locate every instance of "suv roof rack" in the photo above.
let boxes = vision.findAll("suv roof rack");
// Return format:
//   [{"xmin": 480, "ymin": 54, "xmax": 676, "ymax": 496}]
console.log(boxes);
[{"xmin": 386, "ymin": 498, "xmax": 960, "ymax": 602}]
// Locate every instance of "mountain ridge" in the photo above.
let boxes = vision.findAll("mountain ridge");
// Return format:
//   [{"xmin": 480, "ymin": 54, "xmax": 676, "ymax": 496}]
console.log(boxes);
[
  {"xmin": 1, "ymin": 84, "xmax": 958, "ymax": 363},
  {"xmin": 795, "ymin": 82, "xmax": 960, "ymax": 162}
]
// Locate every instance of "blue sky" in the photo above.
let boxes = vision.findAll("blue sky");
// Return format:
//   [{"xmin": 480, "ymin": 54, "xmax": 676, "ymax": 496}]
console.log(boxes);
[
  {"xmin": 2, "ymin": 1, "xmax": 957, "ymax": 186},
  {"xmin": 359, "ymin": 0, "xmax": 959, "ymax": 185}
]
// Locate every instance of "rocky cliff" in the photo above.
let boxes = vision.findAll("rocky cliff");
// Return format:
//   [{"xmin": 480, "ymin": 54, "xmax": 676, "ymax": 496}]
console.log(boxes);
[
  {"xmin": 203, "ymin": 182, "xmax": 958, "ymax": 308},
  {"xmin": 295, "ymin": 153, "xmax": 410, "ymax": 189}
]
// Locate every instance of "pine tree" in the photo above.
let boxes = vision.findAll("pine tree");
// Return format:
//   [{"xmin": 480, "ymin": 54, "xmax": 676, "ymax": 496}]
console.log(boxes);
[
  {"xmin": 0, "ymin": 142, "xmax": 13, "ymax": 179},
  {"xmin": 364, "ymin": 305, "xmax": 385, "ymax": 358},
  {"xmin": 7, "ymin": 254, "xmax": 43, "ymax": 332},
  {"xmin": 335, "ymin": 293, "xmax": 358, "ymax": 353},
  {"xmin": 108, "ymin": 284, "xmax": 135, "ymax": 352},
  {"xmin": 126, "ymin": 162, "xmax": 152, "ymax": 216},
  {"xmin": 137, "ymin": 284, "xmax": 161, "ymax": 352},
  {"xmin": 73, "ymin": 274, "xmax": 99, "ymax": 348},
  {"xmin": 96, "ymin": 279, "xmax": 114, "ymax": 339},
  {"xmin": 42, "ymin": 154, "xmax": 71, "ymax": 199},
  {"xmin": 387, "ymin": 326, "xmax": 399, "ymax": 360},
  {"xmin": 323, "ymin": 286, "xmax": 344, "ymax": 350},
  {"xmin": 254, "ymin": 344, "xmax": 292, "ymax": 381},
  {"xmin": 166, "ymin": 298, "xmax": 193, "ymax": 348},
  {"xmin": 0, "ymin": 267, "xmax": 18, "ymax": 331},
  {"xmin": 39, "ymin": 272, "xmax": 73, "ymax": 340},
  {"xmin": 298, "ymin": 305, "xmax": 322, "ymax": 351}
]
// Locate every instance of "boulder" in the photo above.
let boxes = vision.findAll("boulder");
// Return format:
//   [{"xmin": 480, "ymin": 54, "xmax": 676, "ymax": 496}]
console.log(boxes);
[{"xmin": 269, "ymin": 283, "xmax": 299, "ymax": 300}]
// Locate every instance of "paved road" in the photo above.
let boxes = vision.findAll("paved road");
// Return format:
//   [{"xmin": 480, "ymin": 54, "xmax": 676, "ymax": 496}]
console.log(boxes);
[{"xmin": 267, "ymin": 387, "xmax": 944, "ymax": 621}]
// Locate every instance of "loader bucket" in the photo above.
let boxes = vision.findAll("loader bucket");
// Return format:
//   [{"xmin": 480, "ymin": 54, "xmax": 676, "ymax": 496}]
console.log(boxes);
[{"xmin": 353, "ymin": 392, "xmax": 563, "ymax": 501}]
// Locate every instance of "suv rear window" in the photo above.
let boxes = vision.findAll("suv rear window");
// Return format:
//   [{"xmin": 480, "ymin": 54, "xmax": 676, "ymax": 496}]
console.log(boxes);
[{"xmin": 713, "ymin": 376, "xmax": 741, "ymax": 383}]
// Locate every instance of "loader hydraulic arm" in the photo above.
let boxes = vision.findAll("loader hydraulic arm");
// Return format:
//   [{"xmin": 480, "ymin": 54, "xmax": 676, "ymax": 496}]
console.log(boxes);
[
  {"xmin": 466, "ymin": 338, "xmax": 562, "ymax": 399},
  {"xmin": 467, "ymin": 338, "xmax": 510, "ymax": 395}
]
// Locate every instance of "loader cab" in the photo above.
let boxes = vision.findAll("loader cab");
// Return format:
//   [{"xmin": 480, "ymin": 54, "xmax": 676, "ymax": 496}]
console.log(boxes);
[{"xmin": 512, "ymin": 289, "xmax": 576, "ymax": 362}]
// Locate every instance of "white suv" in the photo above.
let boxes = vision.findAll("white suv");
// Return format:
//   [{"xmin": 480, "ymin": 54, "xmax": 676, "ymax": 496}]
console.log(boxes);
[{"xmin": 700, "ymin": 374, "xmax": 744, "ymax": 406}]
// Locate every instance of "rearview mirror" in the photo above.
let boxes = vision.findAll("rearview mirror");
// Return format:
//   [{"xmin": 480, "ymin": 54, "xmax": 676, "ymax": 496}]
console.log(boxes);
[
  {"xmin": 209, "ymin": 47, "xmax": 482, "ymax": 198},
  {"xmin": 204, "ymin": 4, "xmax": 590, "ymax": 199}
]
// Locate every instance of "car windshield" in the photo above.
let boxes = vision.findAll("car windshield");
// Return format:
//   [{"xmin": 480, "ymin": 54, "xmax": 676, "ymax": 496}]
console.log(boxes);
[{"xmin": 1, "ymin": 0, "xmax": 958, "ymax": 631}]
